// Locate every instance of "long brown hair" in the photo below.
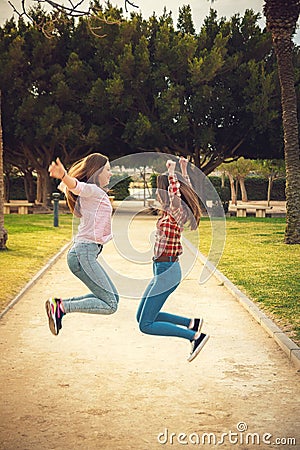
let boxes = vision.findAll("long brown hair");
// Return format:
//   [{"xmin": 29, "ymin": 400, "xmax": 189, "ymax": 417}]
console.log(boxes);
[
  {"xmin": 156, "ymin": 172, "xmax": 201, "ymax": 230},
  {"xmin": 65, "ymin": 153, "xmax": 108, "ymax": 217}
]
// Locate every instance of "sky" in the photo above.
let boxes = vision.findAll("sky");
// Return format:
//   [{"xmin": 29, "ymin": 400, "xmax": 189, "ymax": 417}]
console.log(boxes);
[{"xmin": 0, "ymin": 0, "xmax": 299, "ymax": 44}]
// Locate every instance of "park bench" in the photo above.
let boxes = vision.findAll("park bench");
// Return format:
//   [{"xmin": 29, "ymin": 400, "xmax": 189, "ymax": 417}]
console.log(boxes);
[
  {"xmin": 4, "ymin": 202, "xmax": 34, "ymax": 214},
  {"xmin": 235, "ymin": 205, "xmax": 273, "ymax": 218}
]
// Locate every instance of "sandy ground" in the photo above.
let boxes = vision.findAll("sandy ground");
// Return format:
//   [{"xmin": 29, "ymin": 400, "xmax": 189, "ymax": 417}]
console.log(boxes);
[{"xmin": 0, "ymin": 215, "xmax": 299, "ymax": 450}]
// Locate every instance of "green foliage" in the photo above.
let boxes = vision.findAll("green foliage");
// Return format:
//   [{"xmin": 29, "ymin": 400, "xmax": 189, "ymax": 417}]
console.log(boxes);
[
  {"xmin": 221, "ymin": 157, "xmax": 257, "ymax": 177},
  {"xmin": 0, "ymin": 4, "xmax": 290, "ymax": 184},
  {"xmin": 253, "ymin": 159, "xmax": 286, "ymax": 178},
  {"xmin": 149, "ymin": 173, "xmax": 158, "ymax": 189},
  {"xmin": 177, "ymin": 5, "xmax": 195, "ymax": 35},
  {"xmin": 5, "ymin": 176, "xmax": 28, "ymax": 200},
  {"xmin": 208, "ymin": 175, "xmax": 286, "ymax": 201},
  {"xmin": 219, "ymin": 185, "xmax": 231, "ymax": 202},
  {"xmin": 244, "ymin": 177, "xmax": 285, "ymax": 201},
  {"xmin": 211, "ymin": 183, "xmax": 231, "ymax": 213},
  {"xmin": 109, "ymin": 174, "xmax": 132, "ymax": 200}
]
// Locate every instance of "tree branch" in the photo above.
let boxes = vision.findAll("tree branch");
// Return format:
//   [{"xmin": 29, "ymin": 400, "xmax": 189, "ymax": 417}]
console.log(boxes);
[
  {"xmin": 8, "ymin": 0, "xmax": 139, "ymax": 19},
  {"xmin": 8, "ymin": 0, "xmax": 138, "ymax": 37}
]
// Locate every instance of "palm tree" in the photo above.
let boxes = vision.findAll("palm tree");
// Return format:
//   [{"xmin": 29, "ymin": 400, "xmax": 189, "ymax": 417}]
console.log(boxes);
[
  {"xmin": 264, "ymin": 0, "xmax": 300, "ymax": 244},
  {"xmin": 0, "ymin": 91, "xmax": 8, "ymax": 250}
]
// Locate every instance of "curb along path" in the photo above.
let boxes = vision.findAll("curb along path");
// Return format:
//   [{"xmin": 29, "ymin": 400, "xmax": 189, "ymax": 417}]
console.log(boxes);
[{"xmin": 193, "ymin": 248, "xmax": 300, "ymax": 372}]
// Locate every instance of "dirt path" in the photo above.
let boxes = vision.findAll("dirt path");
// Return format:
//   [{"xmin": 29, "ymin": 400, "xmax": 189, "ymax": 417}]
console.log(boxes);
[{"xmin": 0, "ymin": 216, "xmax": 299, "ymax": 450}]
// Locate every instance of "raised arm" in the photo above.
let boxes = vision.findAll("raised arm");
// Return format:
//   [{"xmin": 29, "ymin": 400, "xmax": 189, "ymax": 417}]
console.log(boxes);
[
  {"xmin": 179, "ymin": 156, "xmax": 192, "ymax": 188},
  {"xmin": 166, "ymin": 160, "xmax": 181, "ymax": 212},
  {"xmin": 49, "ymin": 157, "xmax": 77, "ymax": 190}
]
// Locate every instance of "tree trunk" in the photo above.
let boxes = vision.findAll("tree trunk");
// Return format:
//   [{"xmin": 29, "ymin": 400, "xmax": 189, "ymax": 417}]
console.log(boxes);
[
  {"xmin": 4, "ymin": 171, "xmax": 9, "ymax": 202},
  {"xmin": 274, "ymin": 38, "xmax": 300, "ymax": 243},
  {"xmin": 238, "ymin": 176, "xmax": 248, "ymax": 202},
  {"xmin": 0, "ymin": 91, "xmax": 8, "ymax": 250},
  {"xmin": 235, "ymin": 179, "xmax": 239, "ymax": 203},
  {"xmin": 24, "ymin": 171, "xmax": 36, "ymax": 203},
  {"xmin": 267, "ymin": 176, "xmax": 273, "ymax": 206},
  {"xmin": 264, "ymin": 0, "xmax": 300, "ymax": 243},
  {"xmin": 189, "ymin": 164, "xmax": 207, "ymax": 213},
  {"xmin": 193, "ymin": 147, "xmax": 201, "ymax": 169},
  {"xmin": 221, "ymin": 171, "xmax": 225, "ymax": 188},
  {"xmin": 39, "ymin": 168, "xmax": 53, "ymax": 207},
  {"xmin": 36, "ymin": 172, "xmax": 43, "ymax": 204},
  {"xmin": 228, "ymin": 173, "xmax": 237, "ymax": 205}
]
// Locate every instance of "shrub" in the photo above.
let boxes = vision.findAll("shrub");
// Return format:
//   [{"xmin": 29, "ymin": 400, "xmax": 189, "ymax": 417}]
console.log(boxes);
[
  {"xmin": 109, "ymin": 174, "xmax": 132, "ymax": 200},
  {"xmin": 243, "ymin": 177, "xmax": 286, "ymax": 201},
  {"xmin": 209, "ymin": 175, "xmax": 286, "ymax": 201}
]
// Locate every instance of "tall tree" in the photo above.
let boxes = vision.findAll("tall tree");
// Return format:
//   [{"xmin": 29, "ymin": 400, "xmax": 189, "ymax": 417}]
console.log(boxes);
[
  {"xmin": 0, "ymin": 91, "xmax": 8, "ymax": 250},
  {"xmin": 1, "ymin": 4, "xmax": 296, "ymax": 205},
  {"xmin": 177, "ymin": 5, "xmax": 195, "ymax": 35},
  {"xmin": 108, "ymin": 9, "xmax": 281, "ymax": 173},
  {"xmin": 264, "ymin": 0, "xmax": 300, "ymax": 244}
]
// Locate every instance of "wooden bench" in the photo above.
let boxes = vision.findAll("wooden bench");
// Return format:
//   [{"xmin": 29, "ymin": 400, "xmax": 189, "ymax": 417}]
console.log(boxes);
[
  {"xmin": 235, "ymin": 205, "xmax": 272, "ymax": 218},
  {"xmin": 4, "ymin": 202, "xmax": 34, "ymax": 214}
]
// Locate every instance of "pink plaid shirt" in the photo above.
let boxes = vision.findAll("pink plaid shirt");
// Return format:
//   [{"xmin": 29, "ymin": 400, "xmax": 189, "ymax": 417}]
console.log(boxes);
[{"xmin": 69, "ymin": 180, "xmax": 113, "ymax": 244}]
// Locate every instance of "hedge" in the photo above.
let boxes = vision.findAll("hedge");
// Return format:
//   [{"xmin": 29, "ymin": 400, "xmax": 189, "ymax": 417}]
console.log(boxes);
[
  {"xmin": 109, "ymin": 174, "xmax": 133, "ymax": 200},
  {"xmin": 208, "ymin": 176, "xmax": 286, "ymax": 201},
  {"xmin": 6, "ymin": 174, "xmax": 286, "ymax": 202}
]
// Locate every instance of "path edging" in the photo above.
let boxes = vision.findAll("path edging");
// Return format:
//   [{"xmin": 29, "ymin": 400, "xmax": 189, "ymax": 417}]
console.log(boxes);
[{"xmin": 195, "ymin": 249, "xmax": 300, "ymax": 371}]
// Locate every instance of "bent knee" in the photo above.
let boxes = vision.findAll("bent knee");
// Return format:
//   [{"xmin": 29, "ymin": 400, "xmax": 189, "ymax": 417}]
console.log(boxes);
[
  {"xmin": 139, "ymin": 320, "xmax": 151, "ymax": 334},
  {"xmin": 110, "ymin": 300, "xmax": 118, "ymax": 314},
  {"xmin": 106, "ymin": 294, "xmax": 119, "ymax": 314}
]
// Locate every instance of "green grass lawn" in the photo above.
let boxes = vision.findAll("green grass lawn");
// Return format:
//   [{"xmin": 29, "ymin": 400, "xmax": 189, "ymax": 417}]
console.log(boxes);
[
  {"xmin": 0, "ymin": 214, "xmax": 73, "ymax": 312},
  {"xmin": 185, "ymin": 217, "xmax": 300, "ymax": 345}
]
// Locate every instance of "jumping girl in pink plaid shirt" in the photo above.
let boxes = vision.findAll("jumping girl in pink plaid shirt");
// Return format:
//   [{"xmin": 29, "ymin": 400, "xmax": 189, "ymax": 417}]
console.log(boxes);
[{"xmin": 136, "ymin": 158, "xmax": 209, "ymax": 362}]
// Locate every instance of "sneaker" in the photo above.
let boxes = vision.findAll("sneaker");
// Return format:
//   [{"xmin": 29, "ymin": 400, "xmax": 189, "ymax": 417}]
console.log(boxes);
[
  {"xmin": 190, "ymin": 318, "xmax": 203, "ymax": 333},
  {"xmin": 45, "ymin": 298, "xmax": 65, "ymax": 336},
  {"xmin": 187, "ymin": 333, "xmax": 210, "ymax": 362}
]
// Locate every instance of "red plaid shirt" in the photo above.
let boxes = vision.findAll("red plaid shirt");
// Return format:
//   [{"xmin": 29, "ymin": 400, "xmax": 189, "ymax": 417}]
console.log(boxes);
[{"xmin": 154, "ymin": 174, "xmax": 189, "ymax": 258}]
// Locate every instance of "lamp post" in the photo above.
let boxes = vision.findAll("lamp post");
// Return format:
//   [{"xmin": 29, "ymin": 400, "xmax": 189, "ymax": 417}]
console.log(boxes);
[{"xmin": 52, "ymin": 192, "xmax": 60, "ymax": 227}]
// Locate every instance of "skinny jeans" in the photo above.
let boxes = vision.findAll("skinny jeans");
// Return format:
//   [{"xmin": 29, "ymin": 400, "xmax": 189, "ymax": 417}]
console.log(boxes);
[
  {"xmin": 62, "ymin": 242, "xmax": 119, "ymax": 314},
  {"xmin": 136, "ymin": 261, "xmax": 195, "ymax": 341}
]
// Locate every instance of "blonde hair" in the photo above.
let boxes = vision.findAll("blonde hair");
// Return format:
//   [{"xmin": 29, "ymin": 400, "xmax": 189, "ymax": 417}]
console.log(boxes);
[
  {"xmin": 65, "ymin": 153, "xmax": 108, "ymax": 217},
  {"xmin": 156, "ymin": 172, "xmax": 201, "ymax": 230}
]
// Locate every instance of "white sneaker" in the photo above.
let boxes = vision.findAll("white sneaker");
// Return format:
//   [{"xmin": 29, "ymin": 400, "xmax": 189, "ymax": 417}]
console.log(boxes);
[{"xmin": 187, "ymin": 333, "xmax": 209, "ymax": 362}]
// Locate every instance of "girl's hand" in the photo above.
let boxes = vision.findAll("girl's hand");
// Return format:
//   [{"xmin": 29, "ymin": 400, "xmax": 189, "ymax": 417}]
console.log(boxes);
[
  {"xmin": 179, "ymin": 156, "xmax": 188, "ymax": 175},
  {"xmin": 166, "ymin": 160, "xmax": 176, "ymax": 174},
  {"xmin": 49, "ymin": 157, "xmax": 66, "ymax": 180}
]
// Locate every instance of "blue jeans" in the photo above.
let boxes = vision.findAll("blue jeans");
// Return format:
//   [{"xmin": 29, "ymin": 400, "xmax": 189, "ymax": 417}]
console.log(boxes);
[
  {"xmin": 136, "ymin": 261, "xmax": 195, "ymax": 341},
  {"xmin": 63, "ymin": 242, "xmax": 119, "ymax": 314}
]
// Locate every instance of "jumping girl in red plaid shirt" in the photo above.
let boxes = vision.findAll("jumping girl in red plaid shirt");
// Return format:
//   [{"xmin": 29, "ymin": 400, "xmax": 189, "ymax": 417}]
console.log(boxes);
[{"xmin": 136, "ymin": 158, "xmax": 209, "ymax": 362}]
